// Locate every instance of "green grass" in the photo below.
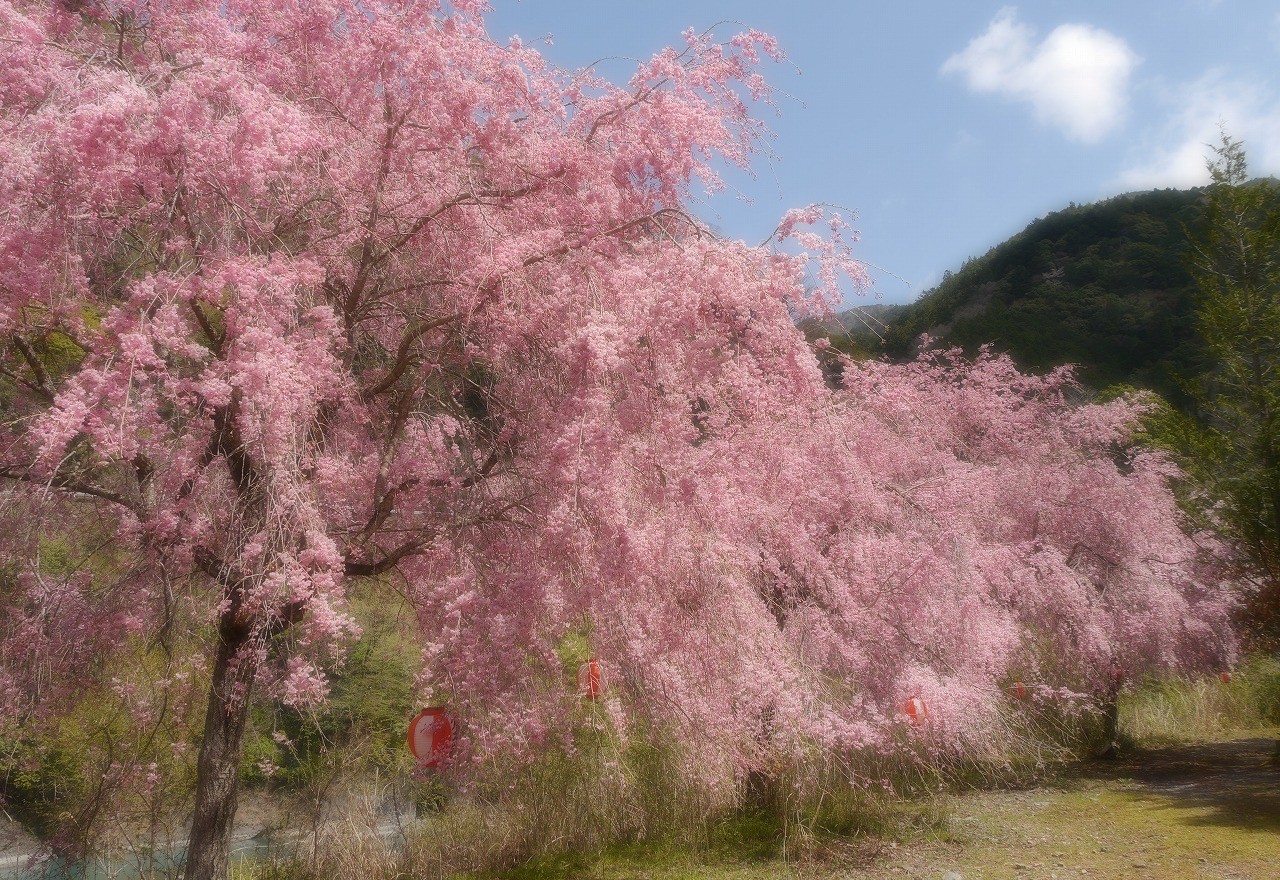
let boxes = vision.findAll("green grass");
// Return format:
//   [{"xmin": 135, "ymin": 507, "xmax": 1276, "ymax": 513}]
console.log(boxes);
[
  {"xmin": 1121, "ymin": 655, "xmax": 1280, "ymax": 746},
  {"xmin": 456, "ymin": 733, "xmax": 1280, "ymax": 880}
]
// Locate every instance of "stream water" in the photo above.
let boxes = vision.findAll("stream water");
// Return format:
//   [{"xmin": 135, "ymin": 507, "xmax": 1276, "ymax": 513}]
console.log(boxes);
[
  {"xmin": 1, "ymin": 832, "xmax": 299, "ymax": 880},
  {"xmin": 1, "ymin": 815, "xmax": 413, "ymax": 880}
]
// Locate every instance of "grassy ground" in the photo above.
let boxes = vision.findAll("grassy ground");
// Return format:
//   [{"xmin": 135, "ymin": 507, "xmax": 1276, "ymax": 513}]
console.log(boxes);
[
  {"xmin": 13, "ymin": 663, "xmax": 1276, "ymax": 880},
  {"xmin": 497, "ymin": 732, "xmax": 1280, "ymax": 880}
]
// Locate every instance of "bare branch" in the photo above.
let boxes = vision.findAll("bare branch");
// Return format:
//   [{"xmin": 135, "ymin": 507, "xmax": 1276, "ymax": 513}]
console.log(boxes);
[
  {"xmin": 344, "ymin": 538, "xmax": 428, "ymax": 577},
  {"xmin": 0, "ymin": 465, "xmax": 134, "ymax": 510},
  {"xmin": 11, "ymin": 335, "xmax": 54, "ymax": 399},
  {"xmin": 427, "ymin": 448, "xmax": 500, "ymax": 489},
  {"xmin": 359, "ymin": 312, "xmax": 461, "ymax": 399},
  {"xmin": 189, "ymin": 301, "xmax": 224, "ymax": 354},
  {"xmin": 211, "ymin": 390, "xmax": 259, "ymax": 494}
]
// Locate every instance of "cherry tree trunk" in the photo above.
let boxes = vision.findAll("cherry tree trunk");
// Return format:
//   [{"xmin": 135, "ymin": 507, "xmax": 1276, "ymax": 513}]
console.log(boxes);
[
  {"xmin": 1096, "ymin": 678, "xmax": 1122, "ymax": 761},
  {"xmin": 743, "ymin": 705, "xmax": 779, "ymax": 812},
  {"xmin": 185, "ymin": 613, "xmax": 259, "ymax": 880}
]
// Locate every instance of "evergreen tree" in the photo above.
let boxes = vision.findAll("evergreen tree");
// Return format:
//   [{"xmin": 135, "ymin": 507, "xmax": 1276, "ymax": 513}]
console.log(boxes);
[{"xmin": 1187, "ymin": 133, "xmax": 1280, "ymax": 640}]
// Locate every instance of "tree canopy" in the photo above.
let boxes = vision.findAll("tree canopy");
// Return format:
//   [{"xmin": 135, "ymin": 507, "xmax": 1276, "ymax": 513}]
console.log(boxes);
[
  {"xmin": 0, "ymin": 2, "xmax": 1235, "ymax": 875},
  {"xmin": 1185, "ymin": 135, "xmax": 1280, "ymax": 641}
]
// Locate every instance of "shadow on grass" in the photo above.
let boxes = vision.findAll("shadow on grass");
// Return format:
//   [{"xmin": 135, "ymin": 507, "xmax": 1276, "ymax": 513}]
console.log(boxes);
[{"xmin": 1075, "ymin": 736, "xmax": 1280, "ymax": 833}]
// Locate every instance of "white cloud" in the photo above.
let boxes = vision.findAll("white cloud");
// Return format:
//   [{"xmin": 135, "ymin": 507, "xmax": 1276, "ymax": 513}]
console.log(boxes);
[
  {"xmin": 1118, "ymin": 72, "xmax": 1280, "ymax": 189},
  {"xmin": 941, "ymin": 7, "xmax": 1139, "ymax": 143}
]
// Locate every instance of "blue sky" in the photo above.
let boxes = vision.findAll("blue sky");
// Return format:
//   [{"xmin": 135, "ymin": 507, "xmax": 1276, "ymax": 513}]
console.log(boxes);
[{"xmin": 483, "ymin": 2, "xmax": 1280, "ymax": 304}]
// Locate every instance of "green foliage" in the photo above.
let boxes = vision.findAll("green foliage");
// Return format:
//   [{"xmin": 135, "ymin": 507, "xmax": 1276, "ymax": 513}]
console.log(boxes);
[
  {"xmin": 1185, "ymin": 134, "xmax": 1280, "ymax": 641},
  {"xmin": 0, "ymin": 325, "xmax": 87, "ymax": 407},
  {"xmin": 1121, "ymin": 654, "xmax": 1280, "ymax": 745},
  {"xmin": 231, "ymin": 858, "xmax": 315, "ymax": 880},
  {"xmin": 0, "ymin": 629, "xmax": 206, "ymax": 850},
  {"xmin": 706, "ymin": 812, "xmax": 784, "ymax": 861},
  {"xmin": 876, "ymin": 189, "xmax": 1206, "ymax": 405},
  {"xmin": 554, "ymin": 626, "xmax": 595, "ymax": 670},
  {"xmin": 0, "ymin": 739, "xmax": 86, "ymax": 839},
  {"xmin": 35, "ymin": 535, "xmax": 80, "ymax": 577},
  {"xmin": 239, "ymin": 594, "xmax": 419, "ymax": 788},
  {"xmin": 1244, "ymin": 655, "xmax": 1280, "ymax": 724}
]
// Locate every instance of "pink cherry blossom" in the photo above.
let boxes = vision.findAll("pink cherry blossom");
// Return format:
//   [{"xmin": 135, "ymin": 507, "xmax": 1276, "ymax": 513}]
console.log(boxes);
[{"xmin": 0, "ymin": 3, "xmax": 1232, "ymax": 874}]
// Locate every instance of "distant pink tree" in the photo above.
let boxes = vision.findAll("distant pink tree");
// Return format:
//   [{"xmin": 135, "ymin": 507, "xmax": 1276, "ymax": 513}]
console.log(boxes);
[
  {"xmin": 498, "ymin": 337, "xmax": 1234, "ymax": 777},
  {"xmin": 0, "ymin": 1, "xmax": 1232, "ymax": 876},
  {"xmin": 724, "ymin": 350, "xmax": 1235, "ymax": 759}
]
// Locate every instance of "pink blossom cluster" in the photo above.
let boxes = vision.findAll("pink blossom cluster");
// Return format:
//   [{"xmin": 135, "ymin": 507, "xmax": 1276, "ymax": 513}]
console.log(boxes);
[{"xmin": 0, "ymin": 0, "xmax": 1233, "ymax": 790}]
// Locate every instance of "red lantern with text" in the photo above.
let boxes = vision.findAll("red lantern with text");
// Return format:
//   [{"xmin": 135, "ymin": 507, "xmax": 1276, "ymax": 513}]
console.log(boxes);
[
  {"xmin": 1220, "ymin": 671, "xmax": 1232, "ymax": 684},
  {"xmin": 903, "ymin": 696, "xmax": 928, "ymax": 725},
  {"xmin": 578, "ymin": 658, "xmax": 605, "ymax": 700},
  {"xmin": 1009, "ymin": 681, "xmax": 1028, "ymax": 700},
  {"xmin": 408, "ymin": 707, "xmax": 453, "ymax": 769}
]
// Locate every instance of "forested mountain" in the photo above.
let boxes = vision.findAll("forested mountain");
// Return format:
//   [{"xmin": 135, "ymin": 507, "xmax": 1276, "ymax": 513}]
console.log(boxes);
[{"xmin": 868, "ymin": 189, "xmax": 1210, "ymax": 405}]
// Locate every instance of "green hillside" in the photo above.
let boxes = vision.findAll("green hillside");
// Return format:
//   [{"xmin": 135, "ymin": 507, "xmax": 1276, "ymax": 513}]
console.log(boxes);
[{"xmin": 877, "ymin": 189, "xmax": 1209, "ymax": 405}]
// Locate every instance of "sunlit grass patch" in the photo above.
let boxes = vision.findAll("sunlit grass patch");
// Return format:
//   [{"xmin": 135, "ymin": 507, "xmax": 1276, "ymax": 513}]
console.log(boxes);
[{"xmin": 1121, "ymin": 654, "xmax": 1280, "ymax": 745}]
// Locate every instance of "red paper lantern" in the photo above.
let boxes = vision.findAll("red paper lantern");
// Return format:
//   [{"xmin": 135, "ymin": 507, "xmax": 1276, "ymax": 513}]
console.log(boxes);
[
  {"xmin": 408, "ymin": 707, "xmax": 453, "ymax": 768},
  {"xmin": 1009, "ymin": 681, "xmax": 1028, "ymax": 700},
  {"xmin": 1220, "ymin": 671, "xmax": 1232, "ymax": 683},
  {"xmin": 578, "ymin": 657, "xmax": 605, "ymax": 700},
  {"xmin": 903, "ymin": 696, "xmax": 928, "ymax": 724}
]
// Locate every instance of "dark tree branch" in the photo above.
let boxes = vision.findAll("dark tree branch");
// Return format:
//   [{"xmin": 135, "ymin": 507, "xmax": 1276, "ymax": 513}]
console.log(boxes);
[
  {"xmin": 194, "ymin": 547, "xmax": 242, "ymax": 589},
  {"xmin": 376, "ymin": 173, "xmax": 567, "ymax": 265},
  {"xmin": 0, "ymin": 465, "xmax": 134, "ymax": 509},
  {"xmin": 344, "ymin": 538, "xmax": 428, "ymax": 577},
  {"xmin": 428, "ymin": 448, "xmax": 500, "ymax": 489},
  {"xmin": 359, "ymin": 312, "xmax": 461, "ymax": 399},
  {"xmin": 189, "ymin": 301, "xmax": 224, "ymax": 354},
  {"xmin": 11, "ymin": 334, "xmax": 54, "ymax": 398},
  {"xmin": 211, "ymin": 390, "xmax": 258, "ymax": 494},
  {"xmin": 519, "ymin": 209, "xmax": 702, "ymax": 271},
  {"xmin": 356, "ymin": 475, "xmax": 420, "ymax": 543},
  {"xmin": 0, "ymin": 362, "xmax": 52, "ymax": 400}
]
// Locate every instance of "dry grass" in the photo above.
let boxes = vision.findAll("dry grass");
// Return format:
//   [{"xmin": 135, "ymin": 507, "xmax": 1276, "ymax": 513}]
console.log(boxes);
[
  {"xmin": 1121, "ymin": 655, "xmax": 1280, "ymax": 745},
  {"xmin": 235, "ymin": 734, "xmax": 1280, "ymax": 880},
  {"xmin": 231, "ymin": 719, "xmax": 1090, "ymax": 880},
  {"xmin": 230, "ymin": 658, "xmax": 1280, "ymax": 880}
]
